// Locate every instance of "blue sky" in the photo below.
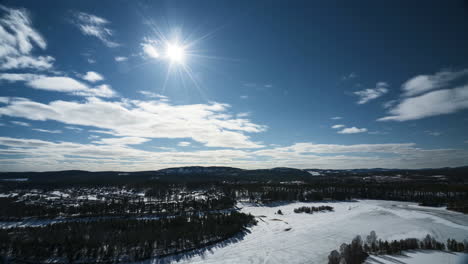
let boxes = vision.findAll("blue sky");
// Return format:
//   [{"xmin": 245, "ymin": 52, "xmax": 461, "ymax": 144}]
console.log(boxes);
[{"xmin": 1, "ymin": 0, "xmax": 468, "ymax": 171}]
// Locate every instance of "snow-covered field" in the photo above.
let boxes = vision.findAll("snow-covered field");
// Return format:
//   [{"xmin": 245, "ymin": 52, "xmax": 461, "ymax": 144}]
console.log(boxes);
[
  {"xmin": 146, "ymin": 200, "xmax": 468, "ymax": 264},
  {"xmin": 366, "ymin": 250, "xmax": 468, "ymax": 264}
]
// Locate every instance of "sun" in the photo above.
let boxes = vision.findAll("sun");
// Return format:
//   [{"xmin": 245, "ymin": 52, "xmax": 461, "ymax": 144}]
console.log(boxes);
[{"xmin": 165, "ymin": 43, "xmax": 186, "ymax": 64}]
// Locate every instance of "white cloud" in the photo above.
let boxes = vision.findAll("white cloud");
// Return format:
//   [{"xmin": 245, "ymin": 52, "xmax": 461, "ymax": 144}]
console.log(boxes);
[
  {"xmin": 1, "ymin": 136, "xmax": 467, "ymax": 171},
  {"xmin": 72, "ymin": 11, "xmax": 119, "ymax": 47},
  {"xmin": 0, "ymin": 97, "xmax": 266, "ymax": 149},
  {"xmin": 379, "ymin": 85, "xmax": 468, "ymax": 121},
  {"xmin": 342, "ymin": 72, "xmax": 357, "ymax": 80},
  {"xmin": 32, "ymin": 128, "xmax": 62, "ymax": 134},
  {"xmin": 82, "ymin": 71, "xmax": 104, "ymax": 82},
  {"xmin": 138, "ymin": 90, "xmax": 167, "ymax": 100},
  {"xmin": 10, "ymin": 120, "xmax": 30, "ymax": 127},
  {"xmin": 426, "ymin": 131, "xmax": 442, "ymax": 136},
  {"xmin": 402, "ymin": 69, "xmax": 468, "ymax": 97},
  {"xmin": 74, "ymin": 84, "xmax": 116, "ymax": 98},
  {"xmin": 240, "ymin": 95, "xmax": 248, "ymax": 99},
  {"xmin": 177, "ymin": 141, "xmax": 191, "ymax": 147},
  {"xmin": 331, "ymin": 124, "xmax": 345, "ymax": 129},
  {"xmin": 337, "ymin": 127, "xmax": 368, "ymax": 134},
  {"xmin": 141, "ymin": 39, "xmax": 160, "ymax": 59},
  {"xmin": 0, "ymin": 5, "xmax": 54, "ymax": 70},
  {"xmin": 0, "ymin": 73, "xmax": 43, "ymax": 82},
  {"xmin": 92, "ymin": 137, "xmax": 150, "ymax": 146},
  {"xmin": 0, "ymin": 55, "xmax": 54, "ymax": 70},
  {"xmin": 354, "ymin": 82, "xmax": 389, "ymax": 104},
  {"xmin": 64, "ymin": 126, "xmax": 83, "ymax": 131},
  {"xmin": 382, "ymin": 99, "xmax": 397, "ymax": 109},
  {"xmin": 115, "ymin": 56, "xmax": 128, "ymax": 62},
  {"xmin": 331, "ymin": 116, "xmax": 342, "ymax": 120},
  {"xmin": 1, "ymin": 74, "xmax": 117, "ymax": 98},
  {"xmin": 28, "ymin": 76, "xmax": 89, "ymax": 92}
]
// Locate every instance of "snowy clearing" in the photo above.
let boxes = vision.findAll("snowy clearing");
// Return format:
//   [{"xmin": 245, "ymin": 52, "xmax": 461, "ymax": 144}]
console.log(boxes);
[
  {"xmin": 142, "ymin": 200, "xmax": 468, "ymax": 264},
  {"xmin": 366, "ymin": 250, "xmax": 468, "ymax": 264}
]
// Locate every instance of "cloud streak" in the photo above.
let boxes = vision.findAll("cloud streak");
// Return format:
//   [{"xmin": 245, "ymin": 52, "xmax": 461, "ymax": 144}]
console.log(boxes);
[
  {"xmin": 72, "ymin": 11, "xmax": 119, "ymax": 47},
  {"xmin": 354, "ymin": 82, "xmax": 389, "ymax": 104}
]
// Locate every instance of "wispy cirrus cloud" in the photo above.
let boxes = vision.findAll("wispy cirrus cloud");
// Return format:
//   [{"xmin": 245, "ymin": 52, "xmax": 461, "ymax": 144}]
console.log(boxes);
[
  {"xmin": 138, "ymin": 90, "xmax": 168, "ymax": 100},
  {"xmin": 64, "ymin": 126, "xmax": 83, "ymax": 132},
  {"xmin": 354, "ymin": 82, "xmax": 389, "ymax": 104},
  {"xmin": 32, "ymin": 128, "xmax": 62, "ymax": 134},
  {"xmin": 71, "ymin": 11, "xmax": 119, "ymax": 48},
  {"xmin": 10, "ymin": 120, "xmax": 30, "ymax": 127},
  {"xmin": 0, "ymin": 5, "xmax": 54, "ymax": 70}
]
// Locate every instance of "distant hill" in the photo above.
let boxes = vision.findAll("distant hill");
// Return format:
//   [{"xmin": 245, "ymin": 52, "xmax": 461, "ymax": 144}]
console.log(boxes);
[{"xmin": 0, "ymin": 165, "xmax": 466, "ymax": 184}]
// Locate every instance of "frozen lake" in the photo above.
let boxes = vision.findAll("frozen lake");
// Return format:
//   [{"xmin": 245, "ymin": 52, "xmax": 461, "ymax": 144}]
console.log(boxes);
[{"xmin": 146, "ymin": 200, "xmax": 468, "ymax": 264}]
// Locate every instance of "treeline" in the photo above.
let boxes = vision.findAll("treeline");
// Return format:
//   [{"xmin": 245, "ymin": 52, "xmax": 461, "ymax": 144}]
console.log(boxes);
[
  {"xmin": 0, "ymin": 196, "xmax": 234, "ymax": 220},
  {"xmin": 328, "ymin": 231, "xmax": 468, "ymax": 264},
  {"xmin": 0, "ymin": 211, "xmax": 256, "ymax": 263},
  {"xmin": 222, "ymin": 182, "xmax": 468, "ymax": 212},
  {"xmin": 447, "ymin": 200, "xmax": 468, "ymax": 214},
  {"xmin": 293, "ymin": 205, "xmax": 333, "ymax": 214}
]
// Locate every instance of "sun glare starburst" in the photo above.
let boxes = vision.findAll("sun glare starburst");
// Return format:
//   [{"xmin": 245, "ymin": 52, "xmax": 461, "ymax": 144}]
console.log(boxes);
[
  {"xmin": 165, "ymin": 43, "xmax": 186, "ymax": 64},
  {"xmin": 137, "ymin": 22, "xmax": 233, "ymax": 100}
]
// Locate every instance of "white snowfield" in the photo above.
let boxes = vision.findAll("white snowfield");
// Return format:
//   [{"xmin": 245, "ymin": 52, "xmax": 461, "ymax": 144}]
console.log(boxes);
[
  {"xmin": 144, "ymin": 200, "xmax": 468, "ymax": 264},
  {"xmin": 366, "ymin": 250, "xmax": 468, "ymax": 264}
]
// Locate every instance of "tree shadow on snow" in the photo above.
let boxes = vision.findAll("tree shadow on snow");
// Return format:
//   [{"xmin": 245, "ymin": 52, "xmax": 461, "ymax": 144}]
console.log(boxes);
[{"xmin": 131, "ymin": 228, "xmax": 252, "ymax": 264}]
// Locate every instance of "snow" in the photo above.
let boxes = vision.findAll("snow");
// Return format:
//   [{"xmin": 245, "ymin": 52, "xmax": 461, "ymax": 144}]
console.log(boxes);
[
  {"xmin": 143, "ymin": 200, "xmax": 468, "ymax": 264},
  {"xmin": 0, "ymin": 178, "xmax": 28, "ymax": 182},
  {"xmin": 366, "ymin": 250, "xmax": 468, "ymax": 264}
]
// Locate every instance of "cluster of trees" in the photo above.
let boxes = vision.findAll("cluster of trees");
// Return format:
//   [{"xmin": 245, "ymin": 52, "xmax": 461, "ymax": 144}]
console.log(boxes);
[
  {"xmin": 0, "ymin": 211, "xmax": 256, "ymax": 263},
  {"xmin": 328, "ymin": 236, "xmax": 368, "ymax": 264},
  {"xmin": 0, "ymin": 195, "xmax": 235, "ymax": 220},
  {"xmin": 328, "ymin": 231, "xmax": 468, "ymax": 264},
  {"xmin": 293, "ymin": 205, "xmax": 334, "ymax": 214},
  {"xmin": 447, "ymin": 238, "xmax": 467, "ymax": 252}
]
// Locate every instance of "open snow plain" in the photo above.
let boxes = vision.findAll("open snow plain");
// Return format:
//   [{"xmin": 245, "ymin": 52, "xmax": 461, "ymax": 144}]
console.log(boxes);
[
  {"xmin": 148, "ymin": 200, "xmax": 468, "ymax": 264},
  {"xmin": 365, "ymin": 250, "xmax": 468, "ymax": 264}
]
